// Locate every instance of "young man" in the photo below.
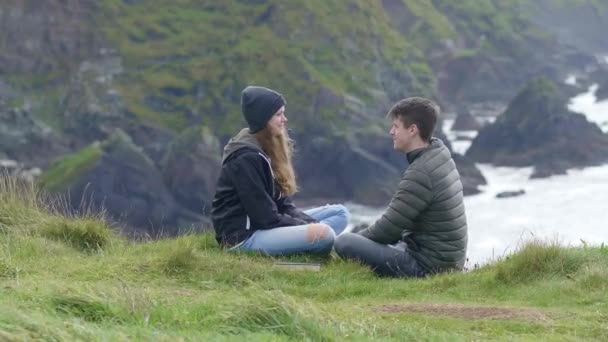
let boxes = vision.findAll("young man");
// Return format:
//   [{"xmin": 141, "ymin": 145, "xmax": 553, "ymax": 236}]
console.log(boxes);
[
  {"xmin": 211, "ymin": 86, "xmax": 350, "ymax": 255},
  {"xmin": 334, "ymin": 97, "xmax": 467, "ymax": 277}
]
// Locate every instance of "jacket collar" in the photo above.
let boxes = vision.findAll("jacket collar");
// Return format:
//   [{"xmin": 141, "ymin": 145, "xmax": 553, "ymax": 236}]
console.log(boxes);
[
  {"xmin": 406, "ymin": 137, "xmax": 443, "ymax": 163},
  {"xmin": 222, "ymin": 128, "xmax": 264, "ymax": 163}
]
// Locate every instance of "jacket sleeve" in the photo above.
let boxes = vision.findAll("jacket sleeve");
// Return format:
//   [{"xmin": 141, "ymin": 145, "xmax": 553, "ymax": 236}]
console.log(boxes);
[
  {"xmin": 227, "ymin": 153, "xmax": 308, "ymax": 229},
  {"xmin": 359, "ymin": 167, "xmax": 433, "ymax": 244},
  {"xmin": 277, "ymin": 196, "xmax": 318, "ymax": 223}
]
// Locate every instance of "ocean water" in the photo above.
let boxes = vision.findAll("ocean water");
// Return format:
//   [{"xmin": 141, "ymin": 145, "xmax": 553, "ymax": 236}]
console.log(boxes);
[
  {"xmin": 346, "ymin": 85, "xmax": 608, "ymax": 266},
  {"xmin": 568, "ymin": 84, "xmax": 608, "ymax": 132}
]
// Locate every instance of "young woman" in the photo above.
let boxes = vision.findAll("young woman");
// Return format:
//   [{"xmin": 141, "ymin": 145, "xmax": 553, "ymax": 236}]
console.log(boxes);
[{"xmin": 211, "ymin": 86, "xmax": 349, "ymax": 255}]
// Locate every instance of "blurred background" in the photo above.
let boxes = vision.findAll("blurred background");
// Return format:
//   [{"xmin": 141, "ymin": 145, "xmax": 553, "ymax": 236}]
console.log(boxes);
[{"xmin": 1, "ymin": 0, "xmax": 607, "ymax": 264}]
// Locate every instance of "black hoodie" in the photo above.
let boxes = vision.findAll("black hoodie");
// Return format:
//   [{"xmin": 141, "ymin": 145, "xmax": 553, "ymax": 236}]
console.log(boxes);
[{"xmin": 211, "ymin": 128, "xmax": 317, "ymax": 247}]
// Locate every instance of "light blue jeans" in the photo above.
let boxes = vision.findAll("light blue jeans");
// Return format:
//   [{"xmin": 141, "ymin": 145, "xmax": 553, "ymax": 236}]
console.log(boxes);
[{"xmin": 234, "ymin": 204, "xmax": 350, "ymax": 256}]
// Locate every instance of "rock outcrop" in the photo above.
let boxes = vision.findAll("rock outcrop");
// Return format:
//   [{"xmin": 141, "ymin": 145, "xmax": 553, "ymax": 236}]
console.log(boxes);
[
  {"xmin": 160, "ymin": 126, "xmax": 221, "ymax": 216},
  {"xmin": 436, "ymin": 118, "xmax": 486, "ymax": 195},
  {"xmin": 452, "ymin": 111, "xmax": 481, "ymax": 131},
  {"xmin": 597, "ymin": 77, "xmax": 608, "ymax": 102},
  {"xmin": 466, "ymin": 78, "xmax": 608, "ymax": 177},
  {"xmin": 294, "ymin": 130, "xmax": 403, "ymax": 206},
  {"xmin": 39, "ymin": 130, "xmax": 207, "ymax": 237},
  {"xmin": 295, "ymin": 124, "xmax": 487, "ymax": 204},
  {"xmin": 496, "ymin": 189, "xmax": 526, "ymax": 199},
  {"xmin": 0, "ymin": 102, "xmax": 68, "ymax": 168}
]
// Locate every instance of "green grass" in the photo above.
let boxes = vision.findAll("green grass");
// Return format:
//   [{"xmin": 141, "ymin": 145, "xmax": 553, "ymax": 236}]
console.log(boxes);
[{"xmin": 1, "ymin": 174, "xmax": 607, "ymax": 340}]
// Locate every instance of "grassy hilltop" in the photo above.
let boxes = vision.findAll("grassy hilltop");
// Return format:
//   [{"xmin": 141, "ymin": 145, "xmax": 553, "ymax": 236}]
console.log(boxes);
[{"xmin": 0, "ymin": 175, "xmax": 607, "ymax": 340}]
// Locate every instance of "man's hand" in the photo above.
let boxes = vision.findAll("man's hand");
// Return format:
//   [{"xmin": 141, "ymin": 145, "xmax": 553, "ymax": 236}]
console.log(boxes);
[{"xmin": 351, "ymin": 223, "xmax": 369, "ymax": 234}]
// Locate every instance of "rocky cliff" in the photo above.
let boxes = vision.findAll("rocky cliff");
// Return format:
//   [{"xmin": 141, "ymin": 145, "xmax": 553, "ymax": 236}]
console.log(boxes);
[{"xmin": 1, "ymin": 0, "xmax": 607, "ymax": 234}]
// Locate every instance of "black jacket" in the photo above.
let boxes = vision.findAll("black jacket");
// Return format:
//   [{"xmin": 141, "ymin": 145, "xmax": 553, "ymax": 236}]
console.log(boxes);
[{"xmin": 211, "ymin": 128, "xmax": 317, "ymax": 247}]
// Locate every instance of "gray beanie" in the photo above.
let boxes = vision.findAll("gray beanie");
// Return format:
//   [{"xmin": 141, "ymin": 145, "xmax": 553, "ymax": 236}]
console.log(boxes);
[{"xmin": 241, "ymin": 86, "xmax": 286, "ymax": 133}]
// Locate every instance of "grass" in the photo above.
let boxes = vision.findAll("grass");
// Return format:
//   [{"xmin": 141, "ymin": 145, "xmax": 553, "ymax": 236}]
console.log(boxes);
[{"xmin": 0, "ymin": 174, "xmax": 607, "ymax": 340}]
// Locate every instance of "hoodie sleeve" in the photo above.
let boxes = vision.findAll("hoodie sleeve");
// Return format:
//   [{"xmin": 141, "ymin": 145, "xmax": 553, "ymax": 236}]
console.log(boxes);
[
  {"xmin": 227, "ymin": 153, "xmax": 308, "ymax": 229},
  {"xmin": 277, "ymin": 196, "xmax": 318, "ymax": 223}
]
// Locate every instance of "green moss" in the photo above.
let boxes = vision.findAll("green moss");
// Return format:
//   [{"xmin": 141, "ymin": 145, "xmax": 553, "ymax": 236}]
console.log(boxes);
[
  {"xmin": 38, "ymin": 143, "xmax": 103, "ymax": 192},
  {"xmin": 403, "ymin": 0, "xmax": 456, "ymax": 49},
  {"xmin": 526, "ymin": 77, "xmax": 558, "ymax": 96},
  {"xmin": 126, "ymin": 100, "xmax": 189, "ymax": 131}
]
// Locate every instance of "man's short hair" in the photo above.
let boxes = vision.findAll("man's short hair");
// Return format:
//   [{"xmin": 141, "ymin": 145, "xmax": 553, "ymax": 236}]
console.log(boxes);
[{"xmin": 387, "ymin": 97, "xmax": 439, "ymax": 142}]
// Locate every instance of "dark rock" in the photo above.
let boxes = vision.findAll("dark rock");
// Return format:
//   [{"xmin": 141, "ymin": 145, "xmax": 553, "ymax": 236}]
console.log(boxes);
[
  {"xmin": 597, "ymin": 78, "xmax": 608, "ymax": 102},
  {"xmin": 61, "ymin": 60, "xmax": 127, "ymax": 144},
  {"xmin": 495, "ymin": 189, "xmax": 525, "ymax": 199},
  {"xmin": 452, "ymin": 111, "xmax": 481, "ymax": 131},
  {"xmin": 435, "ymin": 32, "xmax": 598, "ymax": 114},
  {"xmin": 294, "ymin": 122, "xmax": 487, "ymax": 205},
  {"xmin": 294, "ymin": 131, "xmax": 402, "ymax": 206},
  {"xmin": 523, "ymin": 1, "xmax": 608, "ymax": 54},
  {"xmin": 40, "ymin": 130, "xmax": 207, "ymax": 237},
  {"xmin": 160, "ymin": 126, "xmax": 221, "ymax": 216},
  {"xmin": 161, "ymin": 86, "xmax": 188, "ymax": 97},
  {"xmin": 466, "ymin": 78, "xmax": 608, "ymax": 177},
  {"xmin": 453, "ymin": 154, "xmax": 486, "ymax": 196},
  {"xmin": 437, "ymin": 117, "xmax": 486, "ymax": 195},
  {"xmin": 0, "ymin": 1, "xmax": 102, "ymax": 74},
  {"xmin": 434, "ymin": 117, "xmax": 453, "ymax": 151},
  {"xmin": 124, "ymin": 122, "xmax": 175, "ymax": 167},
  {"xmin": 0, "ymin": 104, "xmax": 69, "ymax": 168},
  {"xmin": 530, "ymin": 161, "xmax": 568, "ymax": 179}
]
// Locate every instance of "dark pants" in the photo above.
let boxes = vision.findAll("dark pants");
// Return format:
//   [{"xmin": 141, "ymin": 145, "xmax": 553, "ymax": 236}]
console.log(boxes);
[{"xmin": 334, "ymin": 232, "xmax": 427, "ymax": 278}]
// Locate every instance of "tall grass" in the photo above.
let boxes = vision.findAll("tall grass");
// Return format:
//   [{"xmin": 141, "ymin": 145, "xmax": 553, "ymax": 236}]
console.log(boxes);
[
  {"xmin": 494, "ymin": 238, "xmax": 586, "ymax": 284},
  {"xmin": 0, "ymin": 173, "xmax": 607, "ymax": 340},
  {"xmin": 52, "ymin": 294, "xmax": 122, "ymax": 323},
  {"xmin": 218, "ymin": 289, "xmax": 334, "ymax": 340},
  {"xmin": 0, "ymin": 172, "xmax": 115, "ymax": 252},
  {"xmin": 0, "ymin": 173, "xmax": 45, "ymax": 229}
]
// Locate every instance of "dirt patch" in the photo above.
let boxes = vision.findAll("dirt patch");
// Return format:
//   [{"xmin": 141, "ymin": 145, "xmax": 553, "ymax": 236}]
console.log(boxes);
[{"xmin": 376, "ymin": 302, "xmax": 550, "ymax": 322}]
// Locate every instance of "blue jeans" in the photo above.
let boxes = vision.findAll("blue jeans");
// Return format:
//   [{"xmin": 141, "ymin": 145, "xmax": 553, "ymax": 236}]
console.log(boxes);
[
  {"xmin": 334, "ymin": 232, "xmax": 427, "ymax": 277},
  {"xmin": 234, "ymin": 204, "xmax": 350, "ymax": 256}
]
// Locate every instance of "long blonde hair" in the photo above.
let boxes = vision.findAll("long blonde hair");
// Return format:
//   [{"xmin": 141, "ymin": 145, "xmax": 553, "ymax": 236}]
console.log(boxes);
[{"xmin": 255, "ymin": 127, "xmax": 298, "ymax": 196}]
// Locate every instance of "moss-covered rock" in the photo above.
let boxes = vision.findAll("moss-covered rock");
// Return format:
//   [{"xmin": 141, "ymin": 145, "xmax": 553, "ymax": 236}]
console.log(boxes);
[
  {"xmin": 38, "ymin": 143, "xmax": 103, "ymax": 193},
  {"xmin": 39, "ymin": 130, "xmax": 207, "ymax": 236},
  {"xmin": 160, "ymin": 126, "xmax": 221, "ymax": 215}
]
